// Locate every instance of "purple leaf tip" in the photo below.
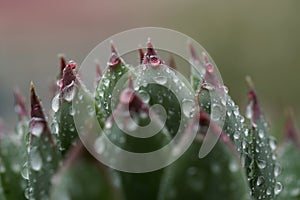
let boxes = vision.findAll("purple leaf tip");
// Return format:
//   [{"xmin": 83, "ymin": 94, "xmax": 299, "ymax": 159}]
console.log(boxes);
[
  {"xmin": 246, "ymin": 76, "xmax": 262, "ymax": 125},
  {"xmin": 143, "ymin": 39, "xmax": 163, "ymax": 66},
  {"xmin": 109, "ymin": 42, "xmax": 122, "ymax": 67},
  {"xmin": 138, "ymin": 48, "xmax": 144, "ymax": 64},
  {"xmin": 58, "ymin": 54, "xmax": 67, "ymax": 79},
  {"xmin": 30, "ymin": 82, "xmax": 45, "ymax": 119}
]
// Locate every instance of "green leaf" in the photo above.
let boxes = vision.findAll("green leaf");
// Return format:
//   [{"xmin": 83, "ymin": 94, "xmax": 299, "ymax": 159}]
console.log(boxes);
[
  {"xmin": 0, "ymin": 134, "xmax": 26, "ymax": 200},
  {"xmin": 159, "ymin": 120, "xmax": 251, "ymax": 200},
  {"xmin": 95, "ymin": 44, "xmax": 130, "ymax": 128},
  {"xmin": 277, "ymin": 111, "xmax": 300, "ymax": 199},
  {"xmin": 103, "ymin": 86, "xmax": 171, "ymax": 200},
  {"xmin": 27, "ymin": 83, "xmax": 61, "ymax": 199},
  {"xmin": 244, "ymin": 77, "xmax": 278, "ymax": 199},
  {"xmin": 50, "ymin": 146, "xmax": 120, "ymax": 200},
  {"xmin": 52, "ymin": 62, "xmax": 81, "ymax": 154}
]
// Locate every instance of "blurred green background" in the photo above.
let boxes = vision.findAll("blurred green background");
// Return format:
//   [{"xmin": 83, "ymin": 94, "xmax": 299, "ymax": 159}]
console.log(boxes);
[{"xmin": 1, "ymin": 0, "xmax": 299, "ymax": 136}]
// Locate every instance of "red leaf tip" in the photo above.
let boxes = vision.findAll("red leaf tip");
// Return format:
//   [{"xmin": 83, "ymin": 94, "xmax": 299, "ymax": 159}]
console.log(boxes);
[
  {"xmin": 61, "ymin": 62, "xmax": 77, "ymax": 90},
  {"xmin": 109, "ymin": 41, "xmax": 122, "ymax": 67},
  {"xmin": 246, "ymin": 76, "xmax": 262, "ymax": 124},
  {"xmin": 30, "ymin": 82, "xmax": 45, "ymax": 120},
  {"xmin": 58, "ymin": 54, "xmax": 67, "ymax": 79},
  {"xmin": 143, "ymin": 39, "xmax": 163, "ymax": 66}
]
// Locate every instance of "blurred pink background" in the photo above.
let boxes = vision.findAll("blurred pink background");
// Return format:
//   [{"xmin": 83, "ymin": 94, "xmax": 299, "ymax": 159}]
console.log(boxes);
[{"xmin": 1, "ymin": 0, "xmax": 300, "ymax": 134}]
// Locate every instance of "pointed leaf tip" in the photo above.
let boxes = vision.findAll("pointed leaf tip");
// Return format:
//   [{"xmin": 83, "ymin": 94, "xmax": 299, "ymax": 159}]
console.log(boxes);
[
  {"xmin": 284, "ymin": 109, "xmax": 300, "ymax": 148},
  {"xmin": 30, "ymin": 82, "xmax": 44, "ymax": 119},
  {"xmin": 13, "ymin": 87, "xmax": 28, "ymax": 119},
  {"xmin": 189, "ymin": 43, "xmax": 201, "ymax": 65},
  {"xmin": 58, "ymin": 54, "xmax": 67, "ymax": 79},
  {"xmin": 138, "ymin": 48, "xmax": 144, "ymax": 64},
  {"xmin": 108, "ymin": 42, "xmax": 122, "ymax": 67},
  {"xmin": 61, "ymin": 62, "xmax": 77, "ymax": 90},
  {"xmin": 168, "ymin": 55, "xmax": 176, "ymax": 69},
  {"xmin": 246, "ymin": 76, "xmax": 262, "ymax": 124},
  {"xmin": 143, "ymin": 39, "xmax": 163, "ymax": 66}
]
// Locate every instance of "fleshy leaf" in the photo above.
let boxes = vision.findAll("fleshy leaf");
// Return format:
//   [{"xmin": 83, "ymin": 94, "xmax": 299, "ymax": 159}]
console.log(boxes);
[
  {"xmin": 102, "ymin": 85, "xmax": 171, "ymax": 200},
  {"xmin": 27, "ymin": 83, "xmax": 61, "ymax": 200},
  {"xmin": 52, "ymin": 62, "xmax": 80, "ymax": 154},
  {"xmin": 159, "ymin": 111, "xmax": 251, "ymax": 200},
  {"xmin": 95, "ymin": 43, "xmax": 130, "ymax": 128},
  {"xmin": 277, "ymin": 111, "xmax": 300, "ymax": 199},
  {"xmin": 50, "ymin": 143, "xmax": 120, "ymax": 200},
  {"xmin": 244, "ymin": 77, "xmax": 279, "ymax": 199}
]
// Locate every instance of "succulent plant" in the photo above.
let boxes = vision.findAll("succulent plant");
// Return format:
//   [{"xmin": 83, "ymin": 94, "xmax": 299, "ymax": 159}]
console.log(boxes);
[{"xmin": 0, "ymin": 39, "xmax": 299, "ymax": 200}]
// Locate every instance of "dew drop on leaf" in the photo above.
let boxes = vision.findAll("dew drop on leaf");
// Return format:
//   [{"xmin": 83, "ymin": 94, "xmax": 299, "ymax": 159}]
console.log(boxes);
[
  {"xmin": 182, "ymin": 99, "xmax": 195, "ymax": 118},
  {"xmin": 256, "ymin": 176, "xmax": 265, "ymax": 186},
  {"xmin": 94, "ymin": 136, "xmax": 106, "ymax": 155},
  {"xmin": 30, "ymin": 148, "xmax": 43, "ymax": 171},
  {"xmin": 21, "ymin": 163, "xmax": 29, "ymax": 180},
  {"xmin": 256, "ymin": 159, "xmax": 267, "ymax": 169},
  {"xmin": 153, "ymin": 76, "xmax": 167, "ymax": 85},
  {"xmin": 51, "ymin": 93, "xmax": 60, "ymax": 112},
  {"xmin": 31, "ymin": 120, "xmax": 44, "ymax": 137},
  {"xmin": 274, "ymin": 181, "xmax": 283, "ymax": 195},
  {"xmin": 138, "ymin": 90, "xmax": 150, "ymax": 103}
]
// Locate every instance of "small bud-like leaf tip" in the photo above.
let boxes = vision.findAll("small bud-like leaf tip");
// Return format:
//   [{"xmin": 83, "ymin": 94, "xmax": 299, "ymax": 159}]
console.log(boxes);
[
  {"xmin": 110, "ymin": 41, "xmax": 118, "ymax": 55},
  {"xmin": 95, "ymin": 60, "xmax": 102, "ymax": 84},
  {"xmin": 109, "ymin": 41, "xmax": 122, "ymax": 67},
  {"xmin": 284, "ymin": 108, "xmax": 300, "ymax": 148},
  {"xmin": 58, "ymin": 54, "xmax": 67, "ymax": 79},
  {"xmin": 138, "ymin": 48, "xmax": 144, "ymax": 64},
  {"xmin": 189, "ymin": 43, "xmax": 201, "ymax": 65},
  {"xmin": 61, "ymin": 62, "xmax": 76, "ymax": 90},
  {"xmin": 13, "ymin": 87, "xmax": 28, "ymax": 120},
  {"xmin": 246, "ymin": 76, "xmax": 262, "ymax": 123},
  {"xmin": 202, "ymin": 53, "xmax": 221, "ymax": 88},
  {"xmin": 168, "ymin": 55, "xmax": 176, "ymax": 69},
  {"xmin": 128, "ymin": 74, "xmax": 134, "ymax": 90},
  {"xmin": 30, "ymin": 82, "xmax": 45, "ymax": 119},
  {"xmin": 143, "ymin": 39, "xmax": 163, "ymax": 66}
]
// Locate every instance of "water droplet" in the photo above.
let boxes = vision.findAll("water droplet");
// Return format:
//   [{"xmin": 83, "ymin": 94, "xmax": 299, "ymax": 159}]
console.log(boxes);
[
  {"xmin": 256, "ymin": 159, "xmax": 266, "ymax": 169},
  {"xmin": 30, "ymin": 148, "xmax": 42, "ymax": 171},
  {"xmin": 126, "ymin": 120, "xmax": 138, "ymax": 132},
  {"xmin": 103, "ymin": 79, "xmax": 110, "ymax": 87},
  {"xmin": 51, "ymin": 93, "xmax": 60, "ymax": 112},
  {"xmin": 211, "ymin": 104, "xmax": 222, "ymax": 121},
  {"xmin": 274, "ymin": 164, "xmax": 281, "ymax": 177},
  {"xmin": 182, "ymin": 99, "xmax": 195, "ymax": 118},
  {"xmin": 138, "ymin": 90, "xmax": 150, "ymax": 103},
  {"xmin": 269, "ymin": 136, "xmax": 277, "ymax": 151},
  {"xmin": 274, "ymin": 182, "xmax": 282, "ymax": 195},
  {"xmin": 266, "ymin": 187, "xmax": 272, "ymax": 195},
  {"xmin": 233, "ymin": 106, "xmax": 239, "ymax": 116},
  {"xmin": 222, "ymin": 85, "xmax": 229, "ymax": 94},
  {"xmin": 21, "ymin": 163, "xmax": 29, "ymax": 180},
  {"xmin": 233, "ymin": 131, "xmax": 240, "ymax": 140},
  {"xmin": 229, "ymin": 161, "xmax": 239, "ymax": 172},
  {"xmin": 94, "ymin": 136, "xmax": 105, "ymax": 155},
  {"xmin": 246, "ymin": 104, "xmax": 252, "ymax": 119},
  {"xmin": 153, "ymin": 76, "xmax": 167, "ymax": 85},
  {"xmin": 64, "ymin": 86, "xmax": 76, "ymax": 102},
  {"xmin": 258, "ymin": 129, "xmax": 264, "ymax": 139},
  {"xmin": 31, "ymin": 120, "xmax": 44, "ymax": 137},
  {"xmin": 227, "ymin": 111, "xmax": 232, "ymax": 117},
  {"xmin": 256, "ymin": 176, "xmax": 265, "ymax": 186}
]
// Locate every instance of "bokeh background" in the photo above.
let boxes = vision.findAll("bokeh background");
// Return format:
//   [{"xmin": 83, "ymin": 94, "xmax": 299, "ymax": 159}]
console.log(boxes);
[{"xmin": 1, "ymin": 0, "xmax": 299, "ymax": 137}]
